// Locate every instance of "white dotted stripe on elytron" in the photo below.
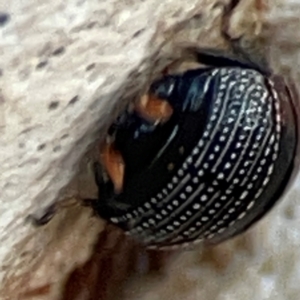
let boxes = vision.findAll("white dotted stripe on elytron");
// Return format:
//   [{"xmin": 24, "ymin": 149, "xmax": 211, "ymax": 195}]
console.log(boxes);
[
  {"xmin": 210, "ymin": 80, "xmax": 262, "ymax": 173},
  {"xmin": 214, "ymin": 100, "xmax": 280, "ymax": 236},
  {"xmin": 238, "ymin": 98, "xmax": 274, "ymax": 189},
  {"xmin": 203, "ymin": 168, "xmax": 273, "ymax": 239},
  {"xmin": 123, "ymin": 69, "xmax": 226, "ymax": 232},
  {"xmin": 127, "ymin": 175, "xmax": 191, "ymax": 235},
  {"xmin": 253, "ymin": 80, "xmax": 281, "ymax": 199},
  {"xmin": 225, "ymin": 90, "xmax": 270, "ymax": 183},
  {"xmin": 196, "ymin": 98, "xmax": 277, "ymax": 239},
  {"xmin": 142, "ymin": 72, "xmax": 264, "ymax": 245},
  {"xmin": 161, "ymin": 78, "xmax": 277, "ymax": 245},
  {"xmin": 194, "ymin": 76, "xmax": 238, "ymax": 168},
  {"xmin": 142, "ymin": 182, "xmax": 206, "ymax": 232},
  {"xmin": 165, "ymin": 89, "xmax": 268, "ymax": 244},
  {"xmin": 129, "ymin": 69, "xmax": 237, "ymax": 239},
  {"xmin": 193, "ymin": 83, "xmax": 281, "ymax": 241},
  {"xmin": 110, "ymin": 169, "xmax": 190, "ymax": 225},
  {"xmin": 160, "ymin": 192, "xmax": 224, "ymax": 245},
  {"xmin": 268, "ymin": 79, "xmax": 281, "ymax": 136},
  {"xmin": 155, "ymin": 83, "xmax": 260, "ymax": 244},
  {"xmin": 142, "ymin": 184, "xmax": 216, "ymax": 245}
]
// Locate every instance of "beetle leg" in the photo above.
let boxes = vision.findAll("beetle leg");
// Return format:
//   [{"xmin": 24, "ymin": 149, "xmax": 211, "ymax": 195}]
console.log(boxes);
[
  {"xmin": 26, "ymin": 204, "xmax": 58, "ymax": 226},
  {"xmin": 100, "ymin": 140, "xmax": 125, "ymax": 193},
  {"xmin": 26, "ymin": 197, "xmax": 80, "ymax": 226},
  {"xmin": 134, "ymin": 93, "xmax": 174, "ymax": 124}
]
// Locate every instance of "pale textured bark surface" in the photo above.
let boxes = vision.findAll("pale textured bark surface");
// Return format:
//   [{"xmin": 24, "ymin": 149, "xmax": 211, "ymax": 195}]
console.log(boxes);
[{"xmin": 1, "ymin": 0, "xmax": 300, "ymax": 299}]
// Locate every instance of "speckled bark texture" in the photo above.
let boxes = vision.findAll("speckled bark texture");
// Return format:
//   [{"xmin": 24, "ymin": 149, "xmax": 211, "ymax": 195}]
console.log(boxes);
[{"xmin": 1, "ymin": 0, "xmax": 300, "ymax": 299}]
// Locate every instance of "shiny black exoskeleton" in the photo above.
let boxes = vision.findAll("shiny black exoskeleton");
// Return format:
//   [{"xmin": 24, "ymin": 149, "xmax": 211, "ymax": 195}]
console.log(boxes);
[{"xmin": 92, "ymin": 49, "xmax": 299, "ymax": 250}]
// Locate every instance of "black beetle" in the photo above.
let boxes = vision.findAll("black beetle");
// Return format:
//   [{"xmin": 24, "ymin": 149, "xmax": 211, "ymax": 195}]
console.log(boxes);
[
  {"xmin": 89, "ymin": 48, "xmax": 299, "ymax": 250},
  {"xmin": 27, "ymin": 0, "xmax": 298, "ymax": 251}
]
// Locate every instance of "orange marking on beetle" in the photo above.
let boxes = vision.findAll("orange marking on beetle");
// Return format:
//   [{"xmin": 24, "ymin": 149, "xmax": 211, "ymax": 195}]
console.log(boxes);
[
  {"xmin": 100, "ymin": 142, "xmax": 125, "ymax": 193},
  {"xmin": 135, "ymin": 94, "xmax": 173, "ymax": 124}
]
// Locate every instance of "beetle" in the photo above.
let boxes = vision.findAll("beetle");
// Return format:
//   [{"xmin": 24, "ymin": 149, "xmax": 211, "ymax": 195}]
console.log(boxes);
[
  {"xmin": 88, "ymin": 48, "xmax": 299, "ymax": 250},
  {"xmin": 26, "ymin": 0, "xmax": 299, "ymax": 250}
]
